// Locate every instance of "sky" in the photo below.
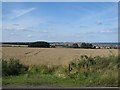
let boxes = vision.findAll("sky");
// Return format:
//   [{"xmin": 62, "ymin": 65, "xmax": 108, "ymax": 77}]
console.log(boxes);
[{"xmin": 2, "ymin": 2, "xmax": 118, "ymax": 42}]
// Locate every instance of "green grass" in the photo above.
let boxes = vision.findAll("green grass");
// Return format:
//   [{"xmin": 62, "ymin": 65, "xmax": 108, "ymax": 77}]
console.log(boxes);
[
  {"xmin": 3, "ymin": 72, "xmax": 118, "ymax": 87},
  {"xmin": 2, "ymin": 55, "xmax": 119, "ymax": 87},
  {"xmin": 3, "ymin": 74, "xmax": 81, "ymax": 86}
]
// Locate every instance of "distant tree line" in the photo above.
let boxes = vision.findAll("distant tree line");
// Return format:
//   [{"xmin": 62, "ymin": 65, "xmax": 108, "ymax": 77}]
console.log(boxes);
[
  {"xmin": 66, "ymin": 43, "xmax": 93, "ymax": 49},
  {"xmin": 28, "ymin": 42, "xmax": 93, "ymax": 48},
  {"xmin": 2, "ymin": 42, "xmax": 31, "ymax": 45},
  {"xmin": 2, "ymin": 41, "xmax": 94, "ymax": 49},
  {"xmin": 70, "ymin": 43, "xmax": 79, "ymax": 48},
  {"xmin": 28, "ymin": 41, "xmax": 50, "ymax": 48},
  {"xmin": 80, "ymin": 43, "xmax": 93, "ymax": 49}
]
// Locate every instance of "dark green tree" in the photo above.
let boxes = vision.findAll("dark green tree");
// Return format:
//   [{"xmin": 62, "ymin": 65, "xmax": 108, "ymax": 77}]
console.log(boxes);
[
  {"xmin": 81, "ymin": 43, "xmax": 93, "ymax": 49},
  {"xmin": 72, "ymin": 43, "xmax": 79, "ymax": 48},
  {"xmin": 28, "ymin": 41, "xmax": 50, "ymax": 48},
  {"xmin": 81, "ymin": 43, "xmax": 87, "ymax": 48}
]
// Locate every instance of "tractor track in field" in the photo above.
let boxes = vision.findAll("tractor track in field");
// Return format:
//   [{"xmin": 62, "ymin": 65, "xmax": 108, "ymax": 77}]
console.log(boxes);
[{"xmin": 21, "ymin": 50, "xmax": 45, "ymax": 58}]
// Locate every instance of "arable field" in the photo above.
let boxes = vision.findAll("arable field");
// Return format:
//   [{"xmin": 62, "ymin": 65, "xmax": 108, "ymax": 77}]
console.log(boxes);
[
  {"xmin": 2, "ymin": 47, "xmax": 118, "ymax": 66},
  {"xmin": 2, "ymin": 47, "xmax": 119, "ymax": 87}
]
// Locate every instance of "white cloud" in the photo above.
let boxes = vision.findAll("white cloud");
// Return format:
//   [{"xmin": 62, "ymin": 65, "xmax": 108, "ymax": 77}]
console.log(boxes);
[
  {"xmin": 10, "ymin": 33, "xmax": 15, "ymax": 35},
  {"xmin": 42, "ymin": 30, "xmax": 48, "ymax": 33},
  {"xmin": 13, "ymin": 24, "xmax": 19, "ymax": 26},
  {"xmin": 27, "ymin": 34, "xmax": 32, "ymax": 38},
  {"xmin": 2, "ymin": 25, "xmax": 26, "ymax": 31},
  {"xmin": 11, "ymin": 8, "xmax": 36, "ymax": 19},
  {"xmin": 100, "ymin": 30, "xmax": 112, "ymax": 33},
  {"xmin": 2, "ymin": 23, "xmax": 35, "ymax": 32}
]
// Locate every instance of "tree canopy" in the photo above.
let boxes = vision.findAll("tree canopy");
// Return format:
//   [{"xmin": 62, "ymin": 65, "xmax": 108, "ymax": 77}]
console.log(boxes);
[
  {"xmin": 81, "ymin": 43, "xmax": 93, "ymax": 49},
  {"xmin": 28, "ymin": 41, "xmax": 50, "ymax": 48}
]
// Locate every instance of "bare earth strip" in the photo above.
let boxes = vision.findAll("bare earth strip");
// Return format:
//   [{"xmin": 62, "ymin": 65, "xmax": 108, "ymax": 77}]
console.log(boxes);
[{"xmin": 2, "ymin": 47, "xmax": 118, "ymax": 66}]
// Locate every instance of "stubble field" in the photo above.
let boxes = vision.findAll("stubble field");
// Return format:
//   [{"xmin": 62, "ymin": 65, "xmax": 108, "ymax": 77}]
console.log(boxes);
[{"xmin": 2, "ymin": 47, "xmax": 118, "ymax": 66}]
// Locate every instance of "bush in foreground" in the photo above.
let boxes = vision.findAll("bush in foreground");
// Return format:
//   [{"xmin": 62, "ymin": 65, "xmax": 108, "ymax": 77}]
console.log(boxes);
[
  {"xmin": 2, "ymin": 55, "xmax": 119, "ymax": 86},
  {"xmin": 2, "ymin": 58, "xmax": 28, "ymax": 76}
]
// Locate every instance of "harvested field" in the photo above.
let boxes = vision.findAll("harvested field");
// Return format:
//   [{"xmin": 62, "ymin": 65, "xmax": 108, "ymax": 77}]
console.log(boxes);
[{"xmin": 2, "ymin": 47, "xmax": 118, "ymax": 66}]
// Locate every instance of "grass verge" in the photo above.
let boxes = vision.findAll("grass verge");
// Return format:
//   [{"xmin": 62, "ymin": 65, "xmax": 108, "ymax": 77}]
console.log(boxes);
[{"xmin": 2, "ymin": 55, "xmax": 119, "ymax": 87}]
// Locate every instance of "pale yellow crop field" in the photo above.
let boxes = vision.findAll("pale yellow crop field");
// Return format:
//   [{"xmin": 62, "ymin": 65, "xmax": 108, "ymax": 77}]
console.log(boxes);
[{"xmin": 2, "ymin": 47, "xmax": 118, "ymax": 66}]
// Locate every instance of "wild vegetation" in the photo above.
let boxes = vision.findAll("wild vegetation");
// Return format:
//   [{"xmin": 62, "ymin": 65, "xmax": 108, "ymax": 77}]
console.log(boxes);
[
  {"xmin": 2, "ymin": 55, "xmax": 119, "ymax": 87},
  {"xmin": 2, "ymin": 59, "xmax": 28, "ymax": 76}
]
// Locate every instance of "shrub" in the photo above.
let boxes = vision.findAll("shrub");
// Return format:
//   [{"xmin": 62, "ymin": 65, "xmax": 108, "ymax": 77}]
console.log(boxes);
[
  {"xmin": 28, "ymin": 65, "xmax": 50, "ymax": 74},
  {"xmin": 68, "ymin": 55, "xmax": 118, "ymax": 76},
  {"xmin": 2, "ymin": 55, "xmax": 118, "ymax": 86},
  {"xmin": 54, "ymin": 66, "xmax": 68, "ymax": 78},
  {"xmin": 28, "ymin": 65, "xmax": 59, "ymax": 75},
  {"xmin": 2, "ymin": 58, "xmax": 28, "ymax": 76}
]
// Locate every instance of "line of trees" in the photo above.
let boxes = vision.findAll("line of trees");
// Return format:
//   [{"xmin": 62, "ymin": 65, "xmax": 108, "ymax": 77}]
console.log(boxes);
[
  {"xmin": 28, "ymin": 41, "xmax": 50, "ymax": 48},
  {"xmin": 80, "ymin": 43, "xmax": 93, "ymax": 49},
  {"xmin": 69, "ymin": 43, "xmax": 93, "ymax": 49},
  {"xmin": 2, "ymin": 42, "xmax": 31, "ymax": 45},
  {"xmin": 28, "ymin": 41, "xmax": 93, "ymax": 49},
  {"xmin": 2, "ymin": 41, "xmax": 94, "ymax": 49},
  {"xmin": 71, "ymin": 43, "xmax": 79, "ymax": 48}
]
